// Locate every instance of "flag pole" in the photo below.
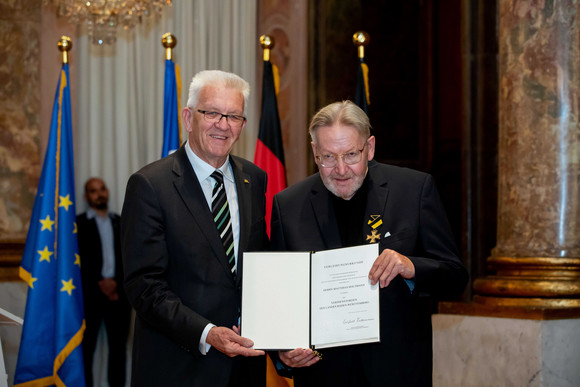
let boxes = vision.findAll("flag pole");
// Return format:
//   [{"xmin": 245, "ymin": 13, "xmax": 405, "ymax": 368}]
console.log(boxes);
[
  {"xmin": 15, "ymin": 35, "xmax": 86, "ymax": 387},
  {"xmin": 353, "ymin": 30, "xmax": 370, "ymax": 60},
  {"xmin": 353, "ymin": 31, "xmax": 371, "ymax": 113},
  {"xmin": 260, "ymin": 34, "xmax": 274, "ymax": 61},
  {"xmin": 162, "ymin": 32, "xmax": 177, "ymax": 60},
  {"xmin": 256, "ymin": 34, "xmax": 291, "ymax": 386},
  {"xmin": 161, "ymin": 32, "xmax": 181, "ymax": 157},
  {"xmin": 58, "ymin": 35, "xmax": 72, "ymax": 64},
  {"xmin": 259, "ymin": 34, "xmax": 279, "ymax": 97}
]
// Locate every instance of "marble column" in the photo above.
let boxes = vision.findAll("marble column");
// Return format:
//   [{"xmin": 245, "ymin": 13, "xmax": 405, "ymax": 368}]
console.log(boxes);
[{"xmin": 473, "ymin": 0, "xmax": 580, "ymax": 307}]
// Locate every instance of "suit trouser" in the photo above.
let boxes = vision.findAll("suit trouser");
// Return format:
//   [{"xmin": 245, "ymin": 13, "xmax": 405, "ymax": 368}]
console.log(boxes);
[
  {"xmin": 292, "ymin": 346, "xmax": 370, "ymax": 387},
  {"xmin": 84, "ymin": 299, "xmax": 131, "ymax": 387}
]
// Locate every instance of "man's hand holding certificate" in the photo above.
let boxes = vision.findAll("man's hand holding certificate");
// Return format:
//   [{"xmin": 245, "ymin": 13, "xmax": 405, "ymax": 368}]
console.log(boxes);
[{"xmin": 241, "ymin": 244, "xmax": 380, "ymax": 351}]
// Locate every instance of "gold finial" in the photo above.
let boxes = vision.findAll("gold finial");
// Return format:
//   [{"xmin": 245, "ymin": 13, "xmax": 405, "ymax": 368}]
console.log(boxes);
[
  {"xmin": 352, "ymin": 31, "xmax": 370, "ymax": 59},
  {"xmin": 162, "ymin": 33, "xmax": 177, "ymax": 60},
  {"xmin": 58, "ymin": 36, "xmax": 72, "ymax": 64},
  {"xmin": 259, "ymin": 35, "xmax": 275, "ymax": 62}
]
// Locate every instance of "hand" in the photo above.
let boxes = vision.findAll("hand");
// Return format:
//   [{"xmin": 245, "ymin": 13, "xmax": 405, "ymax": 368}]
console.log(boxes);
[
  {"xmin": 98, "ymin": 278, "xmax": 119, "ymax": 301},
  {"xmin": 368, "ymin": 248, "xmax": 415, "ymax": 288},
  {"xmin": 206, "ymin": 326, "xmax": 265, "ymax": 358},
  {"xmin": 279, "ymin": 348, "xmax": 320, "ymax": 368}
]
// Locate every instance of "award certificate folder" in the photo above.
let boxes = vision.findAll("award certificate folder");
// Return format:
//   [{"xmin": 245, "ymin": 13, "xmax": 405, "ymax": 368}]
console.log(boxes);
[{"xmin": 241, "ymin": 243, "xmax": 380, "ymax": 350}]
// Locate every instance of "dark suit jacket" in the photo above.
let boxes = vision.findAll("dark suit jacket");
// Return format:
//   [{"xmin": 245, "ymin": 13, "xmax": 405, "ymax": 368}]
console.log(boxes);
[
  {"xmin": 121, "ymin": 145, "xmax": 268, "ymax": 387},
  {"xmin": 270, "ymin": 161, "xmax": 468, "ymax": 387},
  {"xmin": 77, "ymin": 211, "xmax": 129, "ymax": 315}
]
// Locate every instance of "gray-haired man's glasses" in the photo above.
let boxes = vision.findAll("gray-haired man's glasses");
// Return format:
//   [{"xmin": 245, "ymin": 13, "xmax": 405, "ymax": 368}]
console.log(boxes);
[{"xmin": 315, "ymin": 143, "xmax": 367, "ymax": 168}]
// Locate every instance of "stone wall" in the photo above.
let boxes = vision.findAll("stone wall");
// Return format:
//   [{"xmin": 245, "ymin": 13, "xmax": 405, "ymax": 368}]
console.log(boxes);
[{"xmin": 0, "ymin": 0, "xmax": 42, "ymax": 241}]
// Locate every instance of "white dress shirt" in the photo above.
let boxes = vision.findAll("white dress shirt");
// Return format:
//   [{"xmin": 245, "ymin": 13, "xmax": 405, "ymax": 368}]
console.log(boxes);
[
  {"xmin": 184, "ymin": 141, "xmax": 241, "ymax": 355},
  {"xmin": 86, "ymin": 208, "xmax": 115, "ymax": 278}
]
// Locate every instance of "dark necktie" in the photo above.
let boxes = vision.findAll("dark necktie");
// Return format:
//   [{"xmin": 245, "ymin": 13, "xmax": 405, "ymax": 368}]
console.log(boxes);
[{"xmin": 211, "ymin": 171, "xmax": 235, "ymax": 274}]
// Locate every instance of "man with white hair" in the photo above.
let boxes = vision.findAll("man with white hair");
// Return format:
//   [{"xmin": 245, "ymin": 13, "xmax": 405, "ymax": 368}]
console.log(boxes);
[{"xmin": 122, "ymin": 70, "xmax": 267, "ymax": 386}]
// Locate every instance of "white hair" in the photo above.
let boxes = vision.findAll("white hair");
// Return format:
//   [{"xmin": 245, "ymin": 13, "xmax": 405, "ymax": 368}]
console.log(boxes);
[{"xmin": 186, "ymin": 70, "xmax": 250, "ymax": 114}]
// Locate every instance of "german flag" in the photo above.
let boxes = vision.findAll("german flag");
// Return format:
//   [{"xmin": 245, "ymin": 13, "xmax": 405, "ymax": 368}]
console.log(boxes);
[{"xmin": 254, "ymin": 58, "xmax": 286, "ymax": 236}]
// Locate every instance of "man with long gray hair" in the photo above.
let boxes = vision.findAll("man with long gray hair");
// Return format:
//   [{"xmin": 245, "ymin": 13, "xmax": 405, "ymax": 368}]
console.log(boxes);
[{"xmin": 270, "ymin": 100, "xmax": 468, "ymax": 386}]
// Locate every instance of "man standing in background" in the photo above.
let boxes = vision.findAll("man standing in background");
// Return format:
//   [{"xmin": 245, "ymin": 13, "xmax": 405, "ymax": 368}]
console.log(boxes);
[{"xmin": 77, "ymin": 177, "xmax": 131, "ymax": 387}]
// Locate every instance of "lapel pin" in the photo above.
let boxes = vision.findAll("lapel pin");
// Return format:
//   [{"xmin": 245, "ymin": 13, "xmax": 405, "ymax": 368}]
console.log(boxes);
[
  {"xmin": 367, "ymin": 214, "xmax": 383, "ymax": 229},
  {"xmin": 366, "ymin": 229, "xmax": 381, "ymax": 243},
  {"xmin": 244, "ymin": 179, "xmax": 249, "ymax": 184},
  {"xmin": 384, "ymin": 231, "xmax": 391, "ymax": 238}
]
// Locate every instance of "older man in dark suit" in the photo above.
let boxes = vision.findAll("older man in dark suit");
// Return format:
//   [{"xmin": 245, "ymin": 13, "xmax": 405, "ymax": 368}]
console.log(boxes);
[
  {"xmin": 121, "ymin": 70, "xmax": 267, "ymax": 387},
  {"xmin": 270, "ymin": 100, "xmax": 468, "ymax": 386}
]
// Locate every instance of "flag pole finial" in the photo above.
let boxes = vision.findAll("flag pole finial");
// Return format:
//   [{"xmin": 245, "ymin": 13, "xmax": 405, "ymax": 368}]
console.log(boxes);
[
  {"xmin": 162, "ymin": 33, "xmax": 177, "ymax": 60},
  {"xmin": 353, "ymin": 31, "xmax": 370, "ymax": 59},
  {"xmin": 260, "ymin": 35, "xmax": 275, "ymax": 62},
  {"xmin": 58, "ymin": 36, "xmax": 72, "ymax": 64}
]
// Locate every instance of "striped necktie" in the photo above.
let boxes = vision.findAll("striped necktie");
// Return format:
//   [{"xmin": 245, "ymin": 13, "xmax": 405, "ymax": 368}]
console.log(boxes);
[{"xmin": 211, "ymin": 170, "xmax": 235, "ymax": 274}]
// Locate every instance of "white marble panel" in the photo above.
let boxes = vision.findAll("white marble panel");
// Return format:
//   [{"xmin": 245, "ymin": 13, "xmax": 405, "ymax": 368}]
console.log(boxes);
[
  {"xmin": 0, "ymin": 281, "xmax": 27, "ymax": 387},
  {"xmin": 433, "ymin": 314, "xmax": 580, "ymax": 387},
  {"xmin": 542, "ymin": 319, "xmax": 580, "ymax": 386}
]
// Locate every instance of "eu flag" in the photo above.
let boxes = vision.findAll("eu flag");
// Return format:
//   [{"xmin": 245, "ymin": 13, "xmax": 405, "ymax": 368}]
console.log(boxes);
[
  {"xmin": 161, "ymin": 58, "xmax": 182, "ymax": 157},
  {"xmin": 14, "ymin": 63, "xmax": 86, "ymax": 387}
]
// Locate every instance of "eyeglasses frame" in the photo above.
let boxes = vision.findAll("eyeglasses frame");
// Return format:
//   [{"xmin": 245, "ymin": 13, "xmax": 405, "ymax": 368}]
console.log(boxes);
[
  {"xmin": 315, "ymin": 142, "xmax": 368, "ymax": 168},
  {"xmin": 196, "ymin": 109, "xmax": 246, "ymax": 127}
]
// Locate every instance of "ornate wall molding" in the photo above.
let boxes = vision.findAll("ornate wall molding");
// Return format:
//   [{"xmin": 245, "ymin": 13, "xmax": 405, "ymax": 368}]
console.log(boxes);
[{"xmin": 257, "ymin": 0, "xmax": 309, "ymax": 185}]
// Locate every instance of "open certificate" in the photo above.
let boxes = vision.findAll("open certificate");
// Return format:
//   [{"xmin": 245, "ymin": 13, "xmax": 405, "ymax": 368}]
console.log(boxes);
[{"xmin": 241, "ymin": 244, "xmax": 380, "ymax": 350}]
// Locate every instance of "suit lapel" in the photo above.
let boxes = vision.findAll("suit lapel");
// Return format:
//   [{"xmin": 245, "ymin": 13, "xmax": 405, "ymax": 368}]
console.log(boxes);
[
  {"xmin": 230, "ymin": 157, "xmax": 252, "ymax": 286},
  {"xmin": 310, "ymin": 177, "xmax": 342, "ymax": 249},
  {"xmin": 87, "ymin": 217, "xmax": 104, "ymax": 269},
  {"xmin": 171, "ymin": 146, "xmax": 234, "ymax": 279},
  {"xmin": 364, "ymin": 162, "xmax": 389, "ymax": 243}
]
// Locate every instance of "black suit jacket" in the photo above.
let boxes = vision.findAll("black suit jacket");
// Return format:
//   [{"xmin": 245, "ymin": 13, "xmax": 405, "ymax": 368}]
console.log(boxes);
[
  {"xmin": 270, "ymin": 161, "xmax": 468, "ymax": 387},
  {"xmin": 121, "ymin": 145, "xmax": 268, "ymax": 387},
  {"xmin": 77, "ymin": 212, "xmax": 129, "ymax": 314}
]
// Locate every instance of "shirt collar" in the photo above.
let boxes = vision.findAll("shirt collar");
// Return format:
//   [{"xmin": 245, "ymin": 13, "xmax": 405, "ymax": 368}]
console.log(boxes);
[
  {"xmin": 184, "ymin": 140, "xmax": 234, "ymax": 184},
  {"xmin": 86, "ymin": 207, "xmax": 109, "ymax": 220}
]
